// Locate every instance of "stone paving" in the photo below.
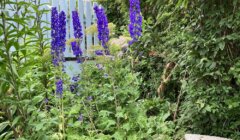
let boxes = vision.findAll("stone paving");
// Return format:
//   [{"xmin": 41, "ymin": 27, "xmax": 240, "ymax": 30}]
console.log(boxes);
[{"xmin": 185, "ymin": 134, "xmax": 232, "ymax": 140}]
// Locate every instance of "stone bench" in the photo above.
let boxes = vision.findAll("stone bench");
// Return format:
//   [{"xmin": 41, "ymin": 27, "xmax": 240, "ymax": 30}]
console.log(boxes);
[{"xmin": 185, "ymin": 134, "xmax": 232, "ymax": 140}]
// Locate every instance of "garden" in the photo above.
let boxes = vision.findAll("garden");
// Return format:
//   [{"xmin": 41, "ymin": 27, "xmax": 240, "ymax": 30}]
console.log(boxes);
[{"xmin": 1, "ymin": 0, "xmax": 240, "ymax": 139}]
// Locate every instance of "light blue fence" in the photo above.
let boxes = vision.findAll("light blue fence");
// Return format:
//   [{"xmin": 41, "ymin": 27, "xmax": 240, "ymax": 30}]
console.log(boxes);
[
  {"xmin": 6, "ymin": 0, "xmax": 99, "ymax": 78},
  {"xmin": 46, "ymin": 0, "xmax": 99, "ymax": 78}
]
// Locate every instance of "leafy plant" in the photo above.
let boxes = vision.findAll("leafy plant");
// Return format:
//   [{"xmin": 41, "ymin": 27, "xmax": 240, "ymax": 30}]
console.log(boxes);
[
  {"xmin": 0, "ymin": 0, "xmax": 55, "ymax": 139},
  {"xmin": 64, "ymin": 54, "xmax": 174, "ymax": 139}
]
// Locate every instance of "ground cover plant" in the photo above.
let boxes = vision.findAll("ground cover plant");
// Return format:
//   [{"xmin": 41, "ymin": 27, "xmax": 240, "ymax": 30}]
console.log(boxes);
[{"xmin": 0, "ymin": 0, "xmax": 240, "ymax": 140}]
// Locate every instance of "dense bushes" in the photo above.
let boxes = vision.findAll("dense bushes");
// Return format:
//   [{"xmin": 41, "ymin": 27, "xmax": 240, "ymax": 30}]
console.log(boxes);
[
  {"xmin": 0, "ymin": 1, "xmax": 54, "ymax": 139},
  {"xmin": 66, "ymin": 57, "xmax": 174, "ymax": 139},
  {"xmin": 103, "ymin": 0, "xmax": 240, "ymax": 139},
  {"xmin": 1, "ymin": 0, "xmax": 240, "ymax": 139}
]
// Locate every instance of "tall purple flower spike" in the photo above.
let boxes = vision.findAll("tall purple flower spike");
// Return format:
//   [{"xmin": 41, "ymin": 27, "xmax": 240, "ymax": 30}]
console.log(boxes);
[
  {"xmin": 59, "ymin": 11, "xmax": 67, "ymax": 52},
  {"xmin": 51, "ymin": 7, "xmax": 66, "ymax": 66},
  {"xmin": 56, "ymin": 79, "xmax": 63, "ymax": 97},
  {"xmin": 72, "ymin": 11, "xmax": 83, "ymax": 62},
  {"xmin": 51, "ymin": 7, "xmax": 59, "ymax": 66},
  {"xmin": 94, "ymin": 5, "xmax": 110, "ymax": 55},
  {"xmin": 71, "ymin": 41, "xmax": 83, "ymax": 63},
  {"xmin": 72, "ymin": 11, "xmax": 83, "ymax": 39},
  {"xmin": 128, "ymin": 0, "xmax": 142, "ymax": 45}
]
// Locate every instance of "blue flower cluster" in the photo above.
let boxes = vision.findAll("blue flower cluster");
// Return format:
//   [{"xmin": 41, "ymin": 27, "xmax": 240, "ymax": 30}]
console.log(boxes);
[
  {"xmin": 94, "ymin": 5, "xmax": 110, "ymax": 55},
  {"xmin": 87, "ymin": 96, "xmax": 93, "ymax": 101},
  {"xmin": 95, "ymin": 50, "xmax": 104, "ymax": 56},
  {"xmin": 72, "ymin": 75, "xmax": 79, "ymax": 82},
  {"xmin": 51, "ymin": 7, "xmax": 66, "ymax": 66},
  {"xmin": 71, "ymin": 11, "xmax": 83, "ymax": 62},
  {"xmin": 71, "ymin": 41, "xmax": 83, "ymax": 63},
  {"xmin": 56, "ymin": 79, "xmax": 63, "ymax": 97},
  {"xmin": 96, "ymin": 64, "xmax": 103, "ymax": 70},
  {"xmin": 72, "ymin": 11, "xmax": 83, "ymax": 39},
  {"xmin": 128, "ymin": 0, "xmax": 142, "ymax": 45},
  {"xmin": 51, "ymin": 7, "xmax": 59, "ymax": 65},
  {"xmin": 78, "ymin": 114, "xmax": 83, "ymax": 122},
  {"xmin": 70, "ymin": 75, "xmax": 79, "ymax": 93},
  {"xmin": 59, "ymin": 11, "xmax": 66, "ymax": 52}
]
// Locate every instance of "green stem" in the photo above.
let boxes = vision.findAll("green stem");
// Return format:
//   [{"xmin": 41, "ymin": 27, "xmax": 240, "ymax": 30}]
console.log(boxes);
[
  {"xmin": 112, "ymin": 82, "xmax": 120, "ymax": 129},
  {"xmin": 82, "ymin": 101, "xmax": 97, "ymax": 132},
  {"xmin": 5, "ymin": 107, "xmax": 19, "ymax": 139},
  {"xmin": 1, "ymin": 9, "xmax": 20, "ymax": 101},
  {"xmin": 1, "ymin": 0, "xmax": 25, "ymax": 138},
  {"xmin": 35, "ymin": 0, "xmax": 49, "ymax": 111},
  {"xmin": 108, "ymin": 62, "xmax": 120, "ymax": 129},
  {"xmin": 61, "ymin": 97, "xmax": 65, "ymax": 140},
  {"xmin": 15, "ymin": 0, "xmax": 21, "ymax": 68}
]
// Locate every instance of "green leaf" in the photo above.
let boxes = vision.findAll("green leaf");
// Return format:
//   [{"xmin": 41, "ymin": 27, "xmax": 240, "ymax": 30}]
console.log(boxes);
[
  {"xmin": 122, "ymin": 123, "xmax": 131, "ymax": 131},
  {"xmin": 35, "ymin": 123, "xmax": 44, "ymax": 131},
  {"xmin": 218, "ymin": 42, "xmax": 225, "ymax": 50},
  {"xmin": 11, "ymin": 116, "xmax": 21, "ymax": 127},
  {"xmin": 113, "ymin": 130, "xmax": 125, "ymax": 140},
  {"xmin": 127, "ymin": 134, "xmax": 138, "ymax": 140},
  {"xmin": 0, "ymin": 132, "xmax": 8, "ymax": 139},
  {"xmin": 3, "ymin": 131, "xmax": 13, "ymax": 140},
  {"xmin": 32, "ymin": 95, "xmax": 44, "ymax": 105},
  {"xmin": 99, "ymin": 110, "xmax": 112, "ymax": 117},
  {"xmin": 10, "ymin": 64, "xmax": 19, "ymax": 78},
  {"xmin": 0, "ymin": 121, "xmax": 10, "ymax": 132},
  {"xmin": 68, "ymin": 105, "xmax": 80, "ymax": 116}
]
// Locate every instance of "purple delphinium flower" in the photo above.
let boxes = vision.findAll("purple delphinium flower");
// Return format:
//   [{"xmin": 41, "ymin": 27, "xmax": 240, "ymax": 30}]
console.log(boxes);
[
  {"xmin": 94, "ymin": 5, "xmax": 110, "ymax": 55},
  {"xmin": 71, "ymin": 41, "xmax": 83, "ymax": 63},
  {"xmin": 95, "ymin": 50, "xmax": 104, "ymax": 56},
  {"xmin": 51, "ymin": 7, "xmax": 66, "ymax": 66},
  {"xmin": 59, "ymin": 11, "xmax": 66, "ymax": 52},
  {"xmin": 128, "ymin": 0, "xmax": 142, "ymax": 45},
  {"xmin": 69, "ymin": 75, "xmax": 79, "ymax": 93},
  {"xmin": 51, "ymin": 7, "xmax": 59, "ymax": 66},
  {"xmin": 70, "ymin": 84, "xmax": 76, "ymax": 92},
  {"xmin": 96, "ymin": 64, "xmax": 103, "ymax": 70},
  {"xmin": 87, "ymin": 96, "xmax": 93, "ymax": 101},
  {"xmin": 72, "ymin": 75, "xmax": 79, "ymax": 82},
  {"xmin": 72, "ymin": 11, "xmax": 83, "ymax": 39},
  {"xmin": 71, "ymin": 41, "xmax": 82, "ymax": 56},
  {"xmin": 72, "ymin": 11, "xmax": 84, "ymax": 62},
  {"xmin": 103, "ymin": 73, "xmax": 108, "ymax": 79},
  {"xmin": 45, "ymin": 98, "xmax": 49, "ymax": 104},
  {"xmin": 51, "ymin": 7, "xmax": 58, "ymax": 53},
  {"xmin": 78, "ymin": 114, "xmax": 83, "ymax": 122},
  {"xmin": 56, "ymin": 79, "xmax": 63, "ymax": 97}
]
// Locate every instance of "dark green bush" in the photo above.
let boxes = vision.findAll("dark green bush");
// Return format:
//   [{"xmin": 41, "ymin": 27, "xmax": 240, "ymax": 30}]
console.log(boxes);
[{"xmin": 103, "ymin": 0, "xmax": 240, "ymax": 139}]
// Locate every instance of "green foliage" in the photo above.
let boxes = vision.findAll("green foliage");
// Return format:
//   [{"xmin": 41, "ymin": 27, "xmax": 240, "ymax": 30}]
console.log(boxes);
[
  {"xmin": 65, "ymin": 56, "xmax": 174, "ymax": 139},
  {"xmin": 1, "ymin": 0, "xmax": 240, "ymax": 139},
  {"xmin": 0, "ymin": 0, "xmax": 56, "ymax": 139},
  {"xmin": 97, "ymin": 0, "xmax": 129, "ymax": 35},
  {"xmin": 123, "ymin": 0, "xmax": 240, "ymax": 139}
]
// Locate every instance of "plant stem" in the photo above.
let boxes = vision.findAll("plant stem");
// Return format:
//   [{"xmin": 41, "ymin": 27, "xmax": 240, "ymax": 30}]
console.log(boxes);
[
  {"xmin": 1, "ymin": 1, "xmax": 25, "ymax": 138},
  {"xmin": 82, "ymin": 101, "xmax": 97, "ymax": 132},
  {"xmin": 108, "ymin": 63, "xmax": 120, "ymax": 129},
  {"xmin": 61, "ymin": 97, "xmax": 65, "ymax": 140},
  {"xmin": 1, "ymin": 7, "xmax": 20, "ymax": 101},
  {"xmin": 173, "ymin": 90, "xmax": 183, "ymax": 122}
]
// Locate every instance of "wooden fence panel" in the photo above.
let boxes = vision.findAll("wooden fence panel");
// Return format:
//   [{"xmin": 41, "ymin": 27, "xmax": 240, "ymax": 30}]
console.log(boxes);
[
  {"xmin": 93, "ymin": 2, "xmax": 99, "ymax": 46},
  {"xmin": 85, "ymin": 1, "xmax": 92, "ymax": 54},
  {"xmin": 78, "ymin": 0, "xmax": 86, "ymax": 53}
]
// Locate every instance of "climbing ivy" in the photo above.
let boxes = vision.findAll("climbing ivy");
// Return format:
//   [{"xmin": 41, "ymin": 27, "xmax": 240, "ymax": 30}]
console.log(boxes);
[{"xmin": 104, "ymin": 0, "xmax": 240, "ymax": 139}]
